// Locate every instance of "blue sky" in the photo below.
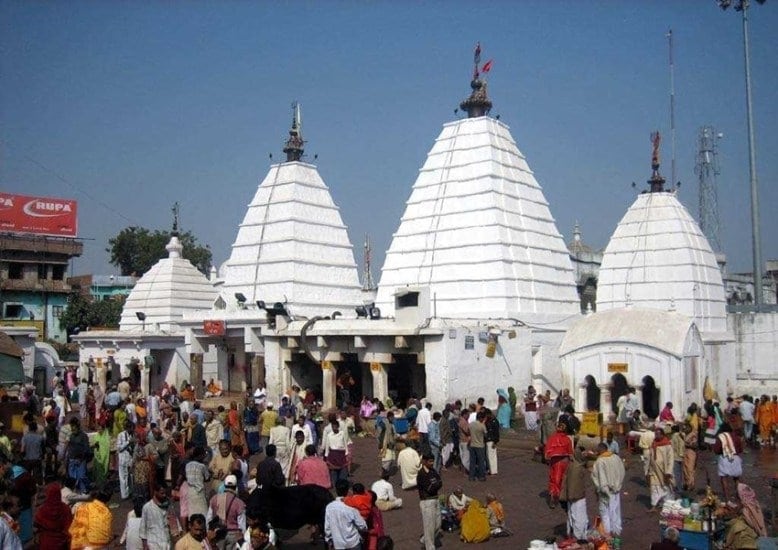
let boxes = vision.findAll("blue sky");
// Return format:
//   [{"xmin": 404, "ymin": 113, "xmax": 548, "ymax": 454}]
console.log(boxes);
[{"xmin": 2, "ymin": 1, "xmax": 777, "ymax": 280}]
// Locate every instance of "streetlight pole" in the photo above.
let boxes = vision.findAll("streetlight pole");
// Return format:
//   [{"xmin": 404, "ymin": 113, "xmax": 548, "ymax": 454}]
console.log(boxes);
[{"xmin": 720, "ymin": 0, "xmax": 764, "ymax": 307}]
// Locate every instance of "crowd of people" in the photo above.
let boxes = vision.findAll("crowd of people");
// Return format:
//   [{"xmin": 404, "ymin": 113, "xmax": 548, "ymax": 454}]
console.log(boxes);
[
  {"xmin": 0, "ymin": 364, "xmax": 774, "ymax": 549},
  {"xmin": 0, "ymin": 372, "xmax": 522, "ymax": 549},
  {"xmin": 528, "ymin": 384, "xmax": 775, "ymax": 548}
]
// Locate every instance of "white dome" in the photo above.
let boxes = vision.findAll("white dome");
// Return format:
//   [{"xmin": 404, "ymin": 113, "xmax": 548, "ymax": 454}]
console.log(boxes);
[
  {"xmin": 220, "ymin": 161, "xmax": 362, "ymax": 317},
  {"xmin": 596, "ymin": 192, "xmax": 727, "ymax": 334},
  {"xmin": 120, "ymin": 235, "xmax": 218, "ymax": 332},
  {"xmin": 376, "ymin": 116, "xmax": 579, "ymax": 319}
]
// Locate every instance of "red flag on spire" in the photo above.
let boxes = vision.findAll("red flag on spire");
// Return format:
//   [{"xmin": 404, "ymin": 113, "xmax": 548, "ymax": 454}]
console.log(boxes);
[
  {"xmin": 474, "ymin": 42, "xmax": 481, "ymax": 65},
  {"xmin": 481, "ymin": 59, "xmax": 493, "ymax": 73}
]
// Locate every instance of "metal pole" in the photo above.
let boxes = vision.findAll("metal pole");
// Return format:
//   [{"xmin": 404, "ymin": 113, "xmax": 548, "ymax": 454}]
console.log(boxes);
[
  {"xmin": 668, "ymin": 29, "xmax": 676, "ymax": 189},
  {"xmin": 742, "ymin": 2, "xmax": 763, "ymax": 307}
]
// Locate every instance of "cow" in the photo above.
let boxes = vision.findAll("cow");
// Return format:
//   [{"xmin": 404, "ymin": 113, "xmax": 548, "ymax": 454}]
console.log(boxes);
[{"xmin": 247, "ymin": 483, "xmax": 334, "ymax": 546}]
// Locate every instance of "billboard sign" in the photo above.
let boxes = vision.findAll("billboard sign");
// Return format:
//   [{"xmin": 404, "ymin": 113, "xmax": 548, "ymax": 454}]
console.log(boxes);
[
  {"xmin": 203, "ymin": 320, "xmax": 226, "ymax": 336},
  {"xmin": 0, "ymin": 193, "xmax": 78, "ymax": 237}
]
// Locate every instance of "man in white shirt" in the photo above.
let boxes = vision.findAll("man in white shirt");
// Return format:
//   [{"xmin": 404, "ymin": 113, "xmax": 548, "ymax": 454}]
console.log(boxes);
[
  {"xmin": 291, "ymin": 415, "xmax": 314, "ymax": 447},
  {"xmin": 416, "ymin": 402, "xmax": 432, "ymax": 454},
  {"xmin": 253, "ymin": 386, "xmax": 267, "ymax": 407},
  {"xmin": 140, "ymin": 483, "xmax": 180, "ymax": 549},
  {"xmin": 371, "ymin": 469, "xmax": 403, "ymax": 511},
  {"xmin": 323, "ymin": 420, "xmax": 350, "ymax": 488},
  {"xmin": 324, "ymin": 479, "xmax": 367, "ymax": 550},
  {"xmin": 739, "ymin": 396, "xmax": 756, "ymax": 443}
]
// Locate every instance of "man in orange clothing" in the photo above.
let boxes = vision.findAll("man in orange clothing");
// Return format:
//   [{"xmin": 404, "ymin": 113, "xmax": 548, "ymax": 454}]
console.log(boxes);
[{"xmin": 544, "ymin": 422, "xmax": 574, "ymax": 509}]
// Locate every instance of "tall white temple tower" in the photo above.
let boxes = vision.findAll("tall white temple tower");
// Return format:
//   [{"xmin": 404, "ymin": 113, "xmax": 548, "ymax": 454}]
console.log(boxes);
[
  {"xmin": 219, "ymin": 104, "xmax": 362, "ymax": 318},
  {"xmin": 596, "ymin": 133, "xmax": 727, "ymax": 336},
  {"xmin": 376, "ymin": 48, "xmax": 579, "ymax": 321}
]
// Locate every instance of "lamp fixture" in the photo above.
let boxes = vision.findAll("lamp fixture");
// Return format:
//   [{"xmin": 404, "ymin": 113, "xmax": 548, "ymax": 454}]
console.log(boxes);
[{"xmin": 136, "ymin": 311, "xmax": 146, "ymax": 331}]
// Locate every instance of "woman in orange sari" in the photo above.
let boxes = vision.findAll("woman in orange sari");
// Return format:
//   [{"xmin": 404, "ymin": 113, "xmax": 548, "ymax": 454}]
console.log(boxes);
[
  {"xmin": 755, "ymin": 395, "xmax": 774, "ymax": 446},
  {"xmin": 228, "ymin": 401, "xmax": 248, "ymax": 457},
  {"xmin": 135, "ymin": 398, "xmax": 147, "ymax": 422}
]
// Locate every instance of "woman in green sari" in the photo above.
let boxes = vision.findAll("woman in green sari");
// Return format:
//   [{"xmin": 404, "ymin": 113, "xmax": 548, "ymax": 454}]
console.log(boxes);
[
  {"xmin": 92, "ymin": 422, "xmax": 112, "ymax": 486},
  {"xmin": 113, "ymin": 405, "xmax": 127, "ymax": 438}
]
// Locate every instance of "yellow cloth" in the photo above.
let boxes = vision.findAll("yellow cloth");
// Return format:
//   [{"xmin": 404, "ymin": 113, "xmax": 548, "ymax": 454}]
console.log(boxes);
[
  {"xmin": 460, "ymin": 499, "xmax": 490, "ymax": 543},
  {"xmin": 69, "ymin": 500, "xmax": 113, "ymax": 548}
]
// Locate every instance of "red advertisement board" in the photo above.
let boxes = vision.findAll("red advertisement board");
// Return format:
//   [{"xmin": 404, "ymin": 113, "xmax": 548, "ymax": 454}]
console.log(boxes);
[
  {"xmin": 203, "ymin": 320, "xmax": 226, "ymax": 336},
  {"xmin": 0, "ymin": 193, "xmax": 78, "ymax": 237}
]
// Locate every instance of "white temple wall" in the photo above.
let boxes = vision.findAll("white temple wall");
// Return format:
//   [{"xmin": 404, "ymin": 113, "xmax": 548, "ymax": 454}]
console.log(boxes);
[
  {"xmin": 703, "ymin": 341, "xmax": 736, "ymax": 403},
  {"xmin": 429, "ymin": 325, "xmax": 533, "ymax": 409},
  {"xmin": 262, "ymin": 337, "xmax": 287, "ymax": 404},
  {"xmin": 531, "ymin": 329, "xmax": 568, "ymax": 397},
  {"xmin": 730, "ymin": 311, "xmax": 778, "ymax": 396},
  {"xmin": 560, "ymin": 345, "xmax": 688, "ymax": 417}
]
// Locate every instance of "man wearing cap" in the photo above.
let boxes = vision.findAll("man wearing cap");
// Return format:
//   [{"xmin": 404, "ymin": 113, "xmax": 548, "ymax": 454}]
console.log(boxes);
[{"xmin": 208, "ymin": 474, "xmax": 246, "ymax": 549}]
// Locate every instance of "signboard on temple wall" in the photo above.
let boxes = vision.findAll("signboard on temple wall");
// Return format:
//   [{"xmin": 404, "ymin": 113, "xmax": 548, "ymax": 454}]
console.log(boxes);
[
  {"xmin": 0, "ymin": 193, "xmax": 78, "ymax": 237},
  {"xmin": 607, "ymin": 362, "xmax": 628, "ymax": 373},
  {"xmin": 203, "ymin": 320, "xmax": 226, "ymax": 336}
]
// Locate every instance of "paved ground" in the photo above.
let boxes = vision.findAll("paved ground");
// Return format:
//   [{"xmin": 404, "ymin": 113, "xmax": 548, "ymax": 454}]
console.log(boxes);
[{"xmin": 101, "ymin": 423, "xmax": 777, "ymax": 549}]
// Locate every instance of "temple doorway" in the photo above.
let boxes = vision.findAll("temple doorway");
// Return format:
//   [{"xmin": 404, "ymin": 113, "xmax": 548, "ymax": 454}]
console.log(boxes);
[
  {"xmin": 584, "ymin": 374, "xmax": 601, "ymax": 411},
  {"xmin": 388, "ymin": 354, "xmax": 425, "ymax": 407},
  {"xmin": 642, "ymin": 375, "xmax": 660, "ymax": 419},
  {"xmin": 337, "ymin": 353, "xmax": 364, "ymax": 409},
  {"xmin": 286, "ymin": 354, "xmax": 321, "ymax": 400},
  {"xmin": 610, "ymin": 373, "xmax": 629, "ymax": 417}
]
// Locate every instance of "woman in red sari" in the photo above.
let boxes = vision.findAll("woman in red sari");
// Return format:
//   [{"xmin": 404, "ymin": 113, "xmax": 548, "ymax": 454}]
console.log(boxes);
[{"xmin": 33, "ymin": 483, "xmax": 72, "ymax": 550}]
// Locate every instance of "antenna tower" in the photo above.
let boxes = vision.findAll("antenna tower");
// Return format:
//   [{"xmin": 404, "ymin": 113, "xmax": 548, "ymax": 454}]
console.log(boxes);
[
  {"xmin": 695, "ymin": 126, "xmax": 722, "ymax": 251},
  {"xmin": 362, "ymin": 233, "xmax": 376, "ymax": 291}
]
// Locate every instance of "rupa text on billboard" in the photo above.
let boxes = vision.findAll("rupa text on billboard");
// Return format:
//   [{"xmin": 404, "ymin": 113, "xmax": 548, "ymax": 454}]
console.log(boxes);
[{"xmin": 0, "ymin": 193, "xmax": 78, "ymax": 237}]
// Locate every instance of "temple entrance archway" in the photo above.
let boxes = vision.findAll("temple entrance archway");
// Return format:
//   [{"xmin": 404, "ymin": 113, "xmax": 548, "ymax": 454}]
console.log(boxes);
[
  {"xmin": 286, "ymin": 354, "xmax": 322, "ymax": 400},
  {"xmin": 642, "ymin": 375, "xmax": 660, "ymax": 419},
  {"xmin": 610, "ymin": 373, "xmax": 628, "ymax": 416},
  {"xmin": 584, "ymin": 374, "xmax": 601, "ymax": 411},
  {"xmin": 337, "ymin": 353, "xmax": 365, "ymax": 409}
]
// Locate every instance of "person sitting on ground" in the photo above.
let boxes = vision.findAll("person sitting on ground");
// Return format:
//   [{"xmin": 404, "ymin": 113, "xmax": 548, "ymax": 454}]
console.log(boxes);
[
  {"xmin": 396, "ymin": 439, "xmax": 421, "ymax": 490},
  {"xmin": 205, "ymin": 379, "xmax": 223, "ymax": 398},
  {"xmin": 343, "ymin": 482, "xmax": 372, "ymax": 520},
  {"xmin": 649, "ymin": 526, "xmax": 682, "ymax": 549},
  {"xmin": 448, "ymin": 487, "xmax": 472, "ymax": 522},
  {"xmin": 485, "ymin": 492, "xmax": 510, "ymax": 537},
  {"xmin": 371, "ymin": 469, "xmax": 402, "ymax": 511},
  {"xmin": 68, "ymin": 487, "xmax": 114, "ymax": 550}
]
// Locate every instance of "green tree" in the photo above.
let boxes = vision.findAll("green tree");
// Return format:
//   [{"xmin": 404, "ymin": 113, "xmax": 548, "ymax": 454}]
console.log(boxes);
[
  {"xmin": 59, "ymin": 293, "xmax": 125, "ymax": 337},
  {"xmin": 107, "ymin": 226, "xmax": 212, "ymax": 276}
]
